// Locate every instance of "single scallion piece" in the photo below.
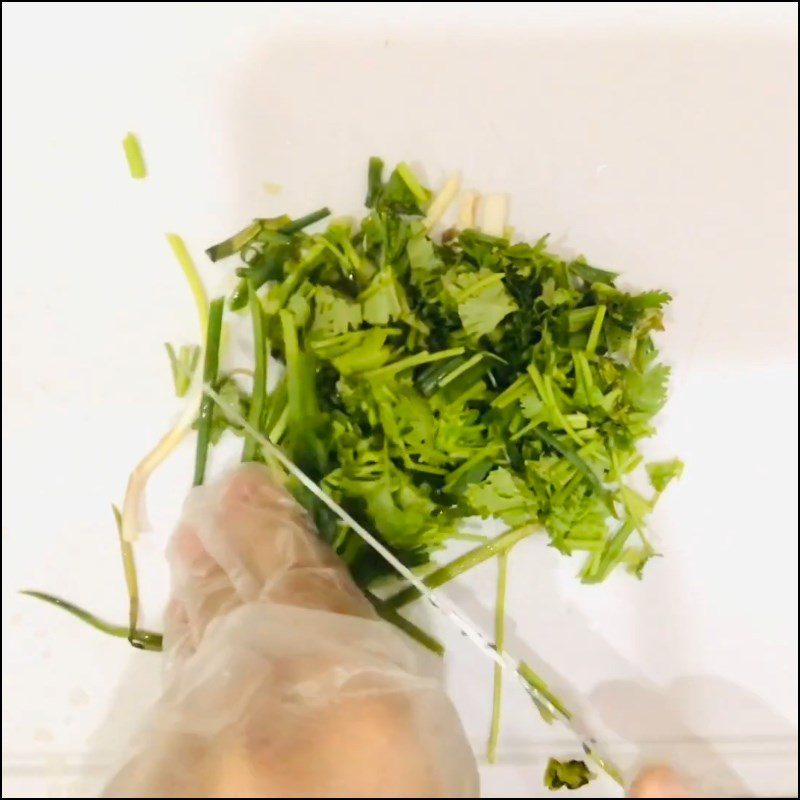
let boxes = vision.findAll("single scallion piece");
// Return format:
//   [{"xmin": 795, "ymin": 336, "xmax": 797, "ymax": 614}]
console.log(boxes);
[
  {"xmin": 242, "ymin": 281, "xmax": 268, "ymax": 461},
  {"xmin": 367, "ymin": 593, "xmax": 444, "ymax": 656},
  {"xmin": 122, "ymin": 132, "xmax": 147, "ymax": 179},
  {"xmin": 487, "ymin": 550, "xmax": 510, "ymax": 763},
  {"xmin": 193, "ymin": 298, "xmax": 224, "ymax": 485},
  {"xmin": 205, "ymin": 221, "xmax": 262, "ymax": 263},
  {"xmin": 113, "ymin": 505, "xmax": 140, "ymax": 642},
  {"xmin": 166, "ymin": 233, "xmax": 209, "ymax": 336},
  {"xmin": 365, "ymin": 156, "xmax": 384, "ymax": 208},
  {"xmin": 21, "ymin": 591, "xmax": 162, "ymax": 651},
  {"xmin": 278, "ymin": 206, "xmax": 331, "ymax": 236},
  {"xmin": 384, "ymin": 525, "xmax": 536, "ymax": 610}
]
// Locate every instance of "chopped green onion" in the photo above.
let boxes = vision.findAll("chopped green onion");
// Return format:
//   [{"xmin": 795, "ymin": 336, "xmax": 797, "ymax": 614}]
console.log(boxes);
[
  {"xmin": 278, "ymin": 207, "xmax": 331, "ymax": 236},
  {"xmin": 166, "ymin": 233, "xmax": 209, "ymax": 336},
  {"xmin": 365, "ymin": 156, "xmax": 384, "ymax": 208},
  {"xmin": 113, "ymin": 505, "xmax": 140, "ymax": 641},
  {"xmin": 487, "ymin": 550, "xmax": 509, "ymax": 763},
  {"xmin": 205, "ymin": 222, "xmax": 262, "ymax": 263},
  {"xmin": 385, "ymin": 525, "xmax": 536, "ymax": 610},
  {"xmin": 367, "ymin": 593, "xmax": 444, "ymax": 656},
  {"xmin": 122, "ymin": 132, "xmax": 147, "ymax": 179},
  {"xmin": 242, "ymin": 281, "xmax": 268, "ymax": 462}
]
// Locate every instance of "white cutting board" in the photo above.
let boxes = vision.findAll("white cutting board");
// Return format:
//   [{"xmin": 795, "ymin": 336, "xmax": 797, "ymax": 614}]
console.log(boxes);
[{"xmin": 2, "ymin": 4, "xmax": 797, "ymax": 797}]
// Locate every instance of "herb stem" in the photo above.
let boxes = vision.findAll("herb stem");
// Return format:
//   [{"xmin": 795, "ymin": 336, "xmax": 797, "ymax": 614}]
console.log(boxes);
[
  {"xmin": 366, "ymin": 347, "xmax": 465, "ymax": 379},
  {"xmin": 367, "ymin": 593, "xmax": 444, "ymax": 656},
  {"xmin": 585, "ymin": 304, "xmax": 607, "ymax": 357},
  {"xmin": 279, "ymin": 207, "xmax": 331, "ymax": 235},
  {"xmin": 205, "ymin": 222, "xmax": 261, "ymax": 262},
  {"xmin": 242, "ymin": 282, "xmax": 267, "ymax": 461},
  {"xmin": 385, "ymin": 524, "xmax": 536, "ymax": 610},
  {"xmin": 365, "ymin": 157, "xmax": 384, "ymax": 207},
  {"xmin": 166, "ymin": 234, "xmax": 209, "ymax": 337},
  {"xmin": 113, "ymin": 505, "xmax": 139, "ymax": 640},
  {"xmin": 122, "ymin": 132, "xmax": 147, "ymax": 179},
  {"xmin": 193, "ymin": 297, "xmax": 224, "ymax": 486},
  {"xmin": 21, "ymin": 591, "xmax": 162, "ymax": 651},
  {"xmin": 487, "ymin": 550, "xmax": 509, "ymax": 763}
]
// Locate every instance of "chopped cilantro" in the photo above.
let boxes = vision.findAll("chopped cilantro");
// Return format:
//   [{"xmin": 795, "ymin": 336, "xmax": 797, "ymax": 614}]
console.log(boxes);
[
  {"xmin": 201, "ymin": 158, "xmax": 681, "ymax": 585},
  {"xmin": 544, "ymin": 758, "xmax": 595, "ymax": 791}
]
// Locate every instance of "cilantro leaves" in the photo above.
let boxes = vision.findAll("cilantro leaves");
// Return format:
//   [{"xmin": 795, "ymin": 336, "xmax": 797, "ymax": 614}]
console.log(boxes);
[{"xmin": 206, "ymin": 159, "xmax": 681, "ymax": 585}]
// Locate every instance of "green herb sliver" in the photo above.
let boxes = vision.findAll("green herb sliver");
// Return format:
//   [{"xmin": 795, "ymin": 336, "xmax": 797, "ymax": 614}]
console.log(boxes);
[
  {"xmin": 21, "ymin": 591, "xmax": 162, "ymax": 651},
  {"xmin": 193, "ymin": 298, "xmax": 225, "ymax": 486},
  {"xmin": 122, "ymin": 132, "xmax": 147, "ymax": 179},
  {"xmin": 487, "ymin": 550, "xmax": 509, "ymax": 763}
]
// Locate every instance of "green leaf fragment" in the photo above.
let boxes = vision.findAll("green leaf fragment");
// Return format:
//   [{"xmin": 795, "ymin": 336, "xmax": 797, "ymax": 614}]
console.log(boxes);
[
  {"xmin": 544, "ymin": 758, "xmax": 595, "ymax": 791},
  {"xmin": 205, "ymin": 222, "xmax": 262, "ymax": 262},
  {"xmin": 647, "ymin": 458, "xmax": 685, "ymax": 493}
]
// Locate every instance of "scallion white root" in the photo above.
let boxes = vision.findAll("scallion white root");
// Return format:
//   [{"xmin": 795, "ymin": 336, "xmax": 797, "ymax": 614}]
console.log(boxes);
[
  {"xmin": 423, "ymin": 173, "xmax": 461, "ymax": 230},
  {"xmin": 479, "ymin": 194, "xmax": 508, "ymax": 237},
  {"xmin": 457, "ymin": 191, "xmax": 477, "ymax": 230},
  {"xmin": 121, "ymin": 382, "xmax": 202, "ymax": 542},
  {"xmin": 120, "ymin": 235, "xmax": 210, "ymax": 542}
]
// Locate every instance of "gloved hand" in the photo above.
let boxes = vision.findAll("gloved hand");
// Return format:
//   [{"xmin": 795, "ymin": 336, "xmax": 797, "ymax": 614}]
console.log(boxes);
[{"xmin": 103, "ymin": 463, "xmax": 479, "ymax": 798}]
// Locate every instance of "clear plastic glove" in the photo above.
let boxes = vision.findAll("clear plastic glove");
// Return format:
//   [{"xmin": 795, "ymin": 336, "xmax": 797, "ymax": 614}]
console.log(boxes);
[
  {"xmin": 629, "ymin": 766, "xmax": 694, "ymax": 798},
  {"xmin": 103, "ymin": 463, "xmax": 479, "ymax": 798}
]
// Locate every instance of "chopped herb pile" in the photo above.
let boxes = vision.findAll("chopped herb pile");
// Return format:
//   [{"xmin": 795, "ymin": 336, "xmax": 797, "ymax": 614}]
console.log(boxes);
[{"xmin": 204, "ymin": 158, "xmax": 681, "ymax": 587}]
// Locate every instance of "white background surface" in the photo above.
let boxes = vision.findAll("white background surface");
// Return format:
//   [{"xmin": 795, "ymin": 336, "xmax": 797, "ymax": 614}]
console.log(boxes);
[{"xmin": 2, "ymin": 3, "xmax": 797, "ymax": 797}]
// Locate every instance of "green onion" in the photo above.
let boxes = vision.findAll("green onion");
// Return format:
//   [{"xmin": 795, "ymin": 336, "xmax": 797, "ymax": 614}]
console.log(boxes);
[
  {"xmin": 193, "ymin": 298, "xmax": 224, "ymax": 485},
  {"xmin": 487, "ymin": 550, "xmax": 509, "ymax": 763},
  {"xmin": 395, "ymin": 163, "xmax": 430, "ymax": 209},
  {"xmin": 365, "ymin": 156, "xmax": 384, "ymax": 208},
  {"xmin": 166, "ymin": 234, "xmax": 209, "ymax": 336},
  {"xmin": 585, "ymin": 305, "xmax": 607, "ymax": 357},
  {"xmin": 367, "ymin": 593, "xmax": 444, "ymax": 656},
  {"xmin": 113, "ymin": 505, "xmax": 140, "ymax": 641},
  {"xmin": 242, "ymin": 281, "xmax": 268, "ymax": 462},
  {"xmin": 21, "ymin": 591, "xmax": 162, "ymax": 651},
  {"xmin": 365, "ymin": 347, "xmax": 466, "ymax": 379},
  {"xmin": 517, "ymin": 661, "xmax": 572, "ymax": 721},
  {"xmin": 122, "ymin": 132, "xmax": 147, "ymax": 179},
  {"xmin": 384, "ymin": 525, "xmax": 536, "ymax": 610}
]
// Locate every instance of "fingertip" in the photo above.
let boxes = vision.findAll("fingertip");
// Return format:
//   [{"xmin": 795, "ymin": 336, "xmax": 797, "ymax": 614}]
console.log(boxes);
[{"xmin": 629, "ymin": 765, "xmax": 694, "ymax": 798}]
